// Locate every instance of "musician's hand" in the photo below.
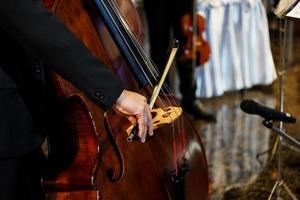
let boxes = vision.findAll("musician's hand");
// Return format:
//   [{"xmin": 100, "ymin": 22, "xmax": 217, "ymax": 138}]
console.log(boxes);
[{"xmin": 113, "ymin": 89, "xmax": 153, "ymax": 143}]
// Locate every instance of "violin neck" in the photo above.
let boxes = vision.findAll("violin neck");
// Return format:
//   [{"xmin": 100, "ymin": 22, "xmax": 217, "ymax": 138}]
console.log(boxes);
[{"xmin": 192, "ymin": 0, "xmax": 197, "ymax": 69}]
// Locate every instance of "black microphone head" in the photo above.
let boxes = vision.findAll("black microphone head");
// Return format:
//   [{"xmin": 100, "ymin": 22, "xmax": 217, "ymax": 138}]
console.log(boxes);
[
  {"xmin": 240, "ymin": 99, "xmax": 259, "ymax": 114},
  {"xmin": 240, "ymin": 99, "xmax": 296, "ymax": 123}
]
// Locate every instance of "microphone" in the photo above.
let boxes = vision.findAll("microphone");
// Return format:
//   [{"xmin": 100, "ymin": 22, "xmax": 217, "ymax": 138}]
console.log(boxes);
[{"xmin": 240, "ymin": 99, "xmax": 296, "ymax": 123}]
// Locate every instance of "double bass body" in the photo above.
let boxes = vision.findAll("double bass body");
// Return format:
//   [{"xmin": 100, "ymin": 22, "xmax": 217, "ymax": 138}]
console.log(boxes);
[{"xmin": 44, "ymin": 0, "xmax": 209, "ymax": 199}]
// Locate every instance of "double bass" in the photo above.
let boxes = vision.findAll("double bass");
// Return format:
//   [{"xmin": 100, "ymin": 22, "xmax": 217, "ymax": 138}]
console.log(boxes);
[{"xmin": 43, "ymin": 0, "xmax": 209, "ymax": 199}]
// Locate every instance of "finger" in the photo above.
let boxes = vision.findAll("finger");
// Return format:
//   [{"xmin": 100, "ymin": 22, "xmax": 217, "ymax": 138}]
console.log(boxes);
[
  {"xmin": 138, "ymin": 123, "xmax": 146, "ymax": 143},
  {"xmin": 142, "ymin": 107, "xmax": 148, "ymax": 141},
  {"xmin": 137, "ymin": 114, "xmax": 146, "ymax": 143},
  {"xmin": 143, "ymin": 107, "xmax": 149, "ymax": 142},
  {"xmin": 147, "ymin": 106, "xmax": 154, "ymax": 136}
]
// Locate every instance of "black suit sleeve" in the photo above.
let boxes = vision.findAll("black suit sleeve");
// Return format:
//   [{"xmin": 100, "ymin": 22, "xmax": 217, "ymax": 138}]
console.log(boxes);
[{"xmin": 0, "ymin": 0, "xmax": 124, "ymax": 111}]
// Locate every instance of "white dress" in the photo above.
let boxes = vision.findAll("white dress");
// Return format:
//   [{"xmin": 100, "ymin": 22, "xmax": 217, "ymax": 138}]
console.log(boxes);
[{"xmin": 195, "ymin": 0, "xmax": 277, "ymax": 98}]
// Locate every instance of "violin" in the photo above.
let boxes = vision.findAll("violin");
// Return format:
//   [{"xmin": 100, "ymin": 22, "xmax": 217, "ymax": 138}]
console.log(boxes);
[
  {"xmin": 43, "ymin": 0, "xmax": 209, "ymax": 199},
  {"xmin": 179, "ymin": 6, "xmax": 210, "ymax": 66}
]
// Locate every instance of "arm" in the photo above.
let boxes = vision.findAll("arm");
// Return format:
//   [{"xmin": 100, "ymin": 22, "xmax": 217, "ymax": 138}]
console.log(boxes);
[
  {"xmin": 0, "ymin": 0, "xmax": 153, "ymax": 141},
  {"xmin": 0, "ymin": 0, "xmax": 122, "ymax": 110}
]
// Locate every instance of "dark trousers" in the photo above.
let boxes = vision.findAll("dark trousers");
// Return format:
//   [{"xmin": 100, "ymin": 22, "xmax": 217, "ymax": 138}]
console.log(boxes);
[
  {"xmin": 144, "ymin": 0, "xmax": 196, "ymax": 104},
  {"xmin": 0, "ymin": 149, "xmax": 46, "ymax": 200}
]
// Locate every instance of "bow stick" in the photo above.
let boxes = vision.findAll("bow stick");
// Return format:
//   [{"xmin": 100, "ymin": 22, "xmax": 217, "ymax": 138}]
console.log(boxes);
[{"xmin": 127, "ymin": 40, "xmax": 181, "ymax": 142}]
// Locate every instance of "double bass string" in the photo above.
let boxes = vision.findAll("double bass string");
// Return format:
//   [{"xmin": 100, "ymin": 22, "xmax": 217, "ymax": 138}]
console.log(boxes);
[
  {"xmin": 100, "ymin": 0, "xmax": 156, "ymax": 86},
  {"xmin": 107, "ymin": 0, "xmax": 181, "ymax": 118},
  {"xmin": 107, "ymin": 0, "xmax": 182, "ymax": 118},
  {"xmin": 98, "ymin": 0, "xmax": 186, "ymax": 171}
]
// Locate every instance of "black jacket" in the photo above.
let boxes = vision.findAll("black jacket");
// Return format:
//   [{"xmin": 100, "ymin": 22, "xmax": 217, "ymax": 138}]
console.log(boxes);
[{"xmin": 0, "ymin": 0, "xmax": 124, "ymax": 159}]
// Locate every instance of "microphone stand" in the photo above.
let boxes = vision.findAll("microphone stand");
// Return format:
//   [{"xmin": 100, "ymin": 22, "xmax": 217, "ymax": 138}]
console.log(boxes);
[
  {"xmin": 262, "ymin": 120, "xmax": 299, "ymax": 200},
  {"xmin": 262, "ymin": 120, "xmax": 300, "ymax": 150},
  {"xmin": 267, "ymin": 17, "xmax": 298, "ymax": 200}
]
